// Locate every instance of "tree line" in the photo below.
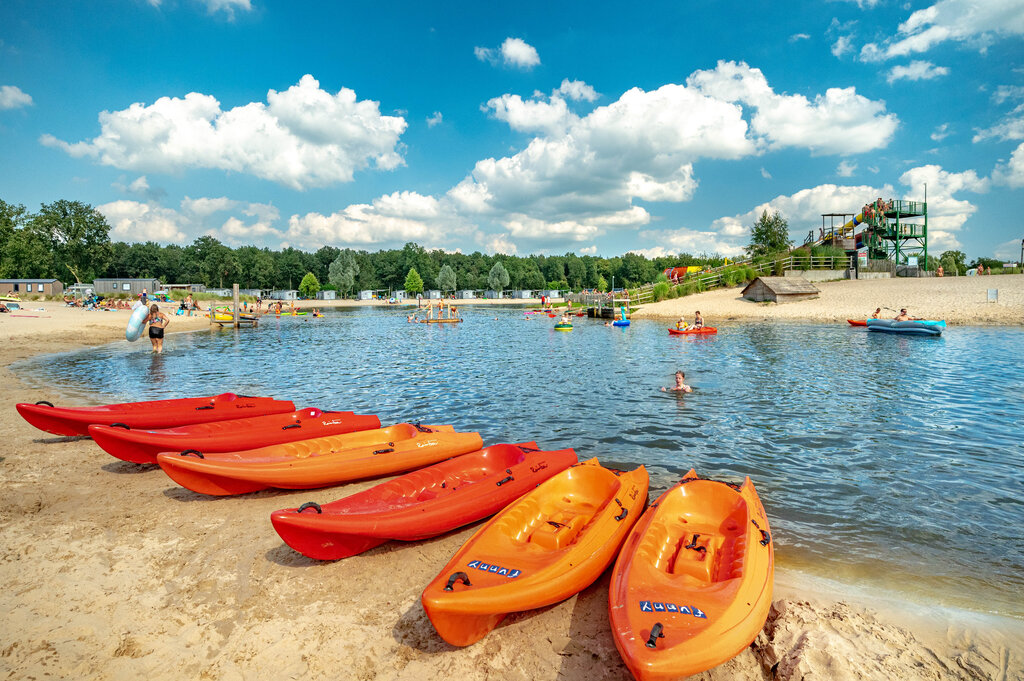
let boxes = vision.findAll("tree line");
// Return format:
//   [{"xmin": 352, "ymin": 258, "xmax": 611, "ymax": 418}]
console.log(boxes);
[{"xmin": 0, "ymin": 198, "xmax": 728, "ymax": 294}]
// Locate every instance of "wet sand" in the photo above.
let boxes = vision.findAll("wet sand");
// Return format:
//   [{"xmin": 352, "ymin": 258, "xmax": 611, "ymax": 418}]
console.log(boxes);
[{"xmin": 1, "ymin": 302, "xmax": 1022, "ymax": 680}]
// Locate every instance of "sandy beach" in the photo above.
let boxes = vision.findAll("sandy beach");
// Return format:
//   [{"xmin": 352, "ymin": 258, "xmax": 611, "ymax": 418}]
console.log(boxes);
[
  {"xmin": 2, "ymin": 296, "xmax": 1022, "ymax": 680},
  {"xmin": 631, "ymin": 273, "xmax": 1024, "ymax": 325}
]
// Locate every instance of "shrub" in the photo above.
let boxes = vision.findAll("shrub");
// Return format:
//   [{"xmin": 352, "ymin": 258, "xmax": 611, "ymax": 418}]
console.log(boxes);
[{"xmin": 652, "ymin": 281, "xmax": 671, "ymax": 301}]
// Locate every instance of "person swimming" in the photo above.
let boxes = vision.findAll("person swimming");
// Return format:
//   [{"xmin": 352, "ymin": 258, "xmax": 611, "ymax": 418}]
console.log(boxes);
[{"xmin": 661, "ymin": 370, "xmax": 692, "ymax": 393}]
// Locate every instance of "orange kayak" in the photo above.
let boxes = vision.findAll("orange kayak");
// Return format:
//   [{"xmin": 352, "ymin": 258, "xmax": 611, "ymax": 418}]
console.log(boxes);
[
  {"xmin": 609, "ymin": 470, "xmax": 774, "ymax": 680},
  {"xmin": 155, "ymin": 423, "xmax": 483, "ymax": 496},
  {"xmin": 270, "ymin": 442, "xmax": 578, "ymax": 560},
  {"xmin": 422, "ymin": 458, "xmax": 649, "ymax": 646},
  {"xmin": 847, "ymin": 320, "xmax": 867, "ymax": 326}
]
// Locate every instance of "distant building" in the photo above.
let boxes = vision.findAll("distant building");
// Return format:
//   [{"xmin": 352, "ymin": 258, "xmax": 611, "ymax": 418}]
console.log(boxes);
[
  {"xmin": 512, "ymin": 290, "xmax": 533, "ymax": 299},
  {"xmin": 485, "ymin": 289, "xmax": 502, "ymax": 299},
  {"xmin": 456, "ymin": 290, "xmax": 475, "ymax": 299},
  {"xmin": 0, "ymin": 279, "xmax": 64, "ymax": 297},
  {"xmin": 426, "ymin": 289, "xmax": 441, "ymax": 299},
  {"xmin": 93, "ymin": 278, "xmax": 160, "ymax": 297},
  {"xmin": 539, "ymin": 289, "xmax": 562, "ymax": 299},
  {"xmin": 316, "ymin": 290, "xmax": 337, "ymax": 300},
  {"xmin": 270, "ymin": 289, "xmax": 299, "ymax": 300},
  {"xmin": 741, "ymin": 277, "xmax": 819, "ymax": 304},
  {"xmin": 394, "ymin": 290, "xmax": 407, "ymax": 301}
]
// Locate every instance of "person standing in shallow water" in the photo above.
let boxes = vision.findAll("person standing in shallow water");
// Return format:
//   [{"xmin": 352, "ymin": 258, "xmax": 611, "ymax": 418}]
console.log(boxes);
[{"xmin": 145, "ymin": 303, "xmax": 170, "ymax": 353}]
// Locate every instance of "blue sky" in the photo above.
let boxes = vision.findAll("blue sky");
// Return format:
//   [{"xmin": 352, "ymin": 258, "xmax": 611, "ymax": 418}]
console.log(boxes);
[{"xmin": 2, "ymin": 0, "xmax": 1023, "ymax": 261}]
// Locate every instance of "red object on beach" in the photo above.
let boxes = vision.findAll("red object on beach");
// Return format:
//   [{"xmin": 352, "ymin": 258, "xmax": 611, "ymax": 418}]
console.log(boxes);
[
  {"xmin": 270, "ymin": 442, "xmax": 578, "ymax": 560},
  {"xmin": 847, "ymin": 320, "xmax": 867, "ymax": 326},
  {"xmin": 668, "ymin": 327, "xmax": 717, "ymax": 335},
  {"xmin": 88, "ymin": 408, "xmax": 381, "ymax": 464},
  {"xmin": 15, "ymin": 393, "xmax": 296, "ymax": 437}
]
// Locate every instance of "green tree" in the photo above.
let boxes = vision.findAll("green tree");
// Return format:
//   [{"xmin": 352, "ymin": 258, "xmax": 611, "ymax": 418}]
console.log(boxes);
[
  {"xmin": 939, "ymin": 250, "xmax": 966, "ymax": 276},
  {"xmin": 298, "ymin": 272, "xmax": 321, "ymax": 298},
  {"xmin": 746, "ymin": 210, "xmax": 792, "ymax": 259},
  {"xmin": 404, "ymin": 267, "xmax": 424, "ymax": 295},
  {"xmin": 1, "ymin": 226, "xmax": 50, "ymax": 278},
  {"xmin": 31, "ymin": 199, "xmax": 112, "ymax": 281},
  {"xmin": 0, "ymin": 199, "xmax": 28, "ymax": 256},
  {"xmin": 437, "ymin": 264, "xmax": 457, "ymax": 293},
  {"xmin": 329, "ymin": 250, "xmax": 360, "ymax": 297},
  {"xmin": 488, "ymin": 260, "xmax": 510, "ymax": 295}
]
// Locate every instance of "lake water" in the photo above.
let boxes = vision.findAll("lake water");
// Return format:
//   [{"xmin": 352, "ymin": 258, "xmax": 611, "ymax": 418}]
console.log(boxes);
[{"xmin": 14, "ymin": 307, "xmax": 1024, "ymax": 619}]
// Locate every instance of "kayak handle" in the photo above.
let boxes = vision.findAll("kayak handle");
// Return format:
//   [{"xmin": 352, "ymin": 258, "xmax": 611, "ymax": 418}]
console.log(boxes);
[
  {"xmin": 516, "ymin": 445, "xmax": 540, "ymax": 453},
  {"xmin": 752, "ymin": 519, "xmax": 771, "ymax": 545},
  {"xmin": 282, "ymin": 424, "xmax": 302, "ymax": 430},
  {"xmin": 496, "ymin": 468, "xmax": 514, "ymax": 486},
  {"xmin": 614, "ymin": 498, "xmax": 628, "ymax": 521},
  {"xmin": 110, "ymin": 422, "xmax": 130, "ymax": 430},
  {"xmin": 443, "ymin": 572, "xmax": 471, "ymax": 591},
  {"xmin": 195, "ymin": 405, "xmax": 215, "ymax": 411},
  {"xmin": 646, "ymin": 623, "xmax": 665, "ymax": 649},
  {"xmin": 373, "ymin": 448, "xmax": 395, "ymax": 455},
  {"xmin": 35, "ymin": 400, "xmax": 54, "ymax": 407},
  {"xmin": 180, "ymin": 449, "xmax": 204, "ymax": 459},
  {"xmin": 685, "ymin": 534, "xmax": 707, "ymax": 554},
  {"xmin": 412, "ymin": 422, "xmax": 434, "ymax": 433},
  {"xmin": 297, "ymin": 502, "xmax": 322, "ymax": 514}
]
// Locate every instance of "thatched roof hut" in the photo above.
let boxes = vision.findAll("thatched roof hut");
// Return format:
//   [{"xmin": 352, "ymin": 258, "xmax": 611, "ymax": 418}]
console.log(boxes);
[{"xmin": 741, "ymin": 277, "xmax": 819, "ymax": 303}]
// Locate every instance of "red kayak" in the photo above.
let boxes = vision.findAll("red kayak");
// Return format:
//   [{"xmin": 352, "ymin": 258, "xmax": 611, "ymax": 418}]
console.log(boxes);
[
  {"xmin": 88, "ymin": 408, "xmax": 381, "ymax": 464},
  {"xmin": 847, "ymin": 320, "xmax": 866, "ymax": 326},
  {"xmin": 15, "ymin": 393, "xmax": 296, "ymax": 437},
  {"xmin": 668, "ymin": 326, "xmax": 717, "ymax": 335},
  {"xmin": 270, "ymin": 442, "xmax": 578, "ymax": 560}
]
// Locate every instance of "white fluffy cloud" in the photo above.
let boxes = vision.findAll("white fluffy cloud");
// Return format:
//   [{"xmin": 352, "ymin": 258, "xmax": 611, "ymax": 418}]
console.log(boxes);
[
  {"xmin": 886, "ymin": 60, "xmax": 950, "ymax": 83},
  {"xmin": 992, "ymin": 141, "xmax": 1024, "ymax": 187},
  {"xmin": 861, "ymin": 0, "xmax": 1024, "ymax": 61},
  {"xmin": 898, "ymin": 164, "xmax": 989, "ymax": 249},
  {"xmin": 688, "ymin": 61, "xmax": 898, "ymax": 154},
  {"xmin": 98, "ymin": 200, "xmax": 189, "ymax": 243},
  {"xmin": 285, "ymin": 191, "xmax": 472, "ymax": 250},
  {"xmin": 0, "ymin": 85, "xmax": 32, "ymax": 110},
  {"xmin": 475, "ymin": 38, "xmax": 541, "ymax": 70},
  {"xmin": 41, "ymin": 75, "xmax": 407, "ymax": 190},
  {"xmin": 634, "ymin": 228, "xmax": 745, "ymax": 258}
]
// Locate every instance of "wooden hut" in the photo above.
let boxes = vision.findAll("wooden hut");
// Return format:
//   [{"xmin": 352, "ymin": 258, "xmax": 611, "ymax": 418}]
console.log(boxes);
[{"xmin": 741, "ymin": 277, "xmax": 819, "ymax": 303}]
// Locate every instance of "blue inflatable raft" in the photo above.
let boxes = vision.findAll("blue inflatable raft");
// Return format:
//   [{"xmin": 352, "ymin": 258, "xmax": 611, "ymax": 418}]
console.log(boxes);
[{"xmin": 866, "ymin": 319, "xmax": 945, "ymax": 336}]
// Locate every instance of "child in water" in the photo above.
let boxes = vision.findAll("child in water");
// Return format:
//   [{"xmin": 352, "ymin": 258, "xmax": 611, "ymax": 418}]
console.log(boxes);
[{"xmin": 661, "ymin": 370, "xmax": 692, "ymax": 393}]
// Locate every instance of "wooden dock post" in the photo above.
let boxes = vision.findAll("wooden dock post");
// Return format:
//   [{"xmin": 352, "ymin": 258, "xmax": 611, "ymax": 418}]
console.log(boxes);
[{"xmin": 233, "ymin": 284, "xmax": 240, "ymax": 328}]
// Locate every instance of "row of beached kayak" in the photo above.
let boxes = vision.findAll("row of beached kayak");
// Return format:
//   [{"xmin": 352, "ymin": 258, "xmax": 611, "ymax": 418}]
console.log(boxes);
[{"xmin": 15, "ymin": 393, "xmax": 773, "ymax": 680}]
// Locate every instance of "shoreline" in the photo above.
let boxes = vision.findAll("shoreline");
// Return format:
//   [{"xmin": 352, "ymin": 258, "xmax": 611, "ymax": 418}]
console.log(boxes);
[
  {"xmin": 1, "ymin": 305, "xmax": 1022, "ymax": 679},
  {"xmin": 631, "ymin": 274, "xmax": 1024, "ymax": 326}
]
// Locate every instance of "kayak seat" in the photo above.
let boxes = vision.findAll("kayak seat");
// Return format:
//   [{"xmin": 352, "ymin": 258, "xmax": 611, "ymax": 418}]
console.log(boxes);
[
  {"xmin": 529, "ymin": 512, "xmax": 586, "ymax": 551},
  {"xmin": 496, "ymin": 496, "xmax": 545, "ymax": 542},
  {"xmin": 670, "ymin": 532, "xmax": 716, "ymax": 582},
  {"xmin": 714, "ymin": 532, "xmax": 746, "ymax": 581}
]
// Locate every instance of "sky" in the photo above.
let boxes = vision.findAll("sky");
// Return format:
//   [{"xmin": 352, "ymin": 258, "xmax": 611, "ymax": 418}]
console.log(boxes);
[{"xmin": 1, "ymin": 0, "xmax": 1023, "ymax": 262}]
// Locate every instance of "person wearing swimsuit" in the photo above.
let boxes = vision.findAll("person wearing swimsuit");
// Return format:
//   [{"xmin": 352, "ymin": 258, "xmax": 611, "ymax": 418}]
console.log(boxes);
[{"xmin": 145, "ymin": 303, "xmax": 170, "ymax": 353}]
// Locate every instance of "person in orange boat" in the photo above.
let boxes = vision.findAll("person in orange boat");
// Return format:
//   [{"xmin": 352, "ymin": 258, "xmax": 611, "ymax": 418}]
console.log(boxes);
[
  {"xmin": 693, "ymin": 311, "xmax": 704, "ymax": 330},
  {"xmin": 661, "ymin": 370, "xmax": 692, "ymax": 393}
]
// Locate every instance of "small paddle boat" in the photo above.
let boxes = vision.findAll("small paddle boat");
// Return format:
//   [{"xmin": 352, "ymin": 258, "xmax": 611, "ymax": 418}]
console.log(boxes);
[
  {"xmin": 847, "ymin": 320, "xmax": 867, "ymax": 326},
  {"xmin": 866, "ymin": 319, "xmax": 945, "ymax": 336},
  {"xmin": 668, "ymin": 326, "xmax": 716, "ymax": 335}
]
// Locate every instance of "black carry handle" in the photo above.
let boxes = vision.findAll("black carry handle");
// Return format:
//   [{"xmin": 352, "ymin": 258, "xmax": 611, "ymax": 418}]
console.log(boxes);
[
  {"xmin": 35, "ymin": 400, "xmax": 54, "ymax": 407},
  {"xmin": 195, "ymin": 405, "xmax": 215, "ymax": 411},
  {"xmin": 373, "ymin": 448, "xmax": 395, "ymax": 455},
  {"xmin": 282, "ymin": 423, "xmax": 302, "ymax": 430},
  {"xmin": 646, "ymin": 622, "xmax": 665, "ymax": 649},
  {"xmin": 179, "ymin": 449, "xmax": 204, "ymax": 459},
  {"xmin": 412, "ymin": 422, "xmax": 434, "ymax": 433},
  {"xmin": 614, "ymin": 498, "xmax": 628, "ymax": 521},
  {"xmin": 495, "ymin": 468, "xmax": 514, "ymax": 486},
  {"xmin": 110, "ymin": 422, "xmax": 130, "ymax": 430},
  {"xmin": 443, "ymin": 572, "xmax": 471, "ymax": 591},
  {"xmin": 297, "ymin": 502, "xmax": 322, "ymax": 514}
]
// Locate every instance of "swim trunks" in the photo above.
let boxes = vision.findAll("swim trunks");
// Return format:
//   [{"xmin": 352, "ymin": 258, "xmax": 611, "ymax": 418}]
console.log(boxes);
[{"xmin": 149, "ymin": 326, "xmax": 164, "ymax": 339}]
